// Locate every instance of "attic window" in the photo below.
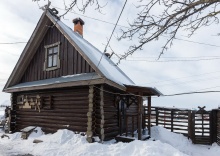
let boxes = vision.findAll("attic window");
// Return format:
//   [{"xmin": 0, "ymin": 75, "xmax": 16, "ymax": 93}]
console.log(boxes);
[{"xmin": 44, "ymin": 42, "xmax": 61, "ymax": 71}]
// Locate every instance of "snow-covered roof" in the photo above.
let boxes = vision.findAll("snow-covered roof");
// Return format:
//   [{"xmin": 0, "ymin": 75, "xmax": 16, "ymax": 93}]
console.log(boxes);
[
  {"xmin": 7, "ymin": 73, "xmax": 101, "ymax": 91},
  {"xmin": 46, "ymin": 12, "xmax": 134, "ymax": 87},
  {"xmin": 3, "ymin": 10, "xmax": 163, "ymax": 95}
]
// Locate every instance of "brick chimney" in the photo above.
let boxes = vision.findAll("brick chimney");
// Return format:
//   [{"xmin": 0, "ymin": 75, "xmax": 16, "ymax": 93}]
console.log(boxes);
[{"xmin": 72, "ymin": 18, "xmax": 85, "ymax": 36}]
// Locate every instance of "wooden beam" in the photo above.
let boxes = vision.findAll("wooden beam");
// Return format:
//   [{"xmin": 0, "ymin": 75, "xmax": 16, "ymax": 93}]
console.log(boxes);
[
  {"xmin": 100, "ymin": 85, "xmax": 105, "ymax": 142},
  {"xmin": 138, "ymin": 93, "xmax": 143, "ymax": 140},
  {"xmin": 86, "ymin": 85, "xmax": 94, "ymax": 143},
  {"xmin": 148, "ymin": 96, "xmax": 151, "ymax": 136}
]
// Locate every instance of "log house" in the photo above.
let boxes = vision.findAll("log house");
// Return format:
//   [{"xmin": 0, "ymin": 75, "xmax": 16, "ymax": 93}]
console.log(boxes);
[{"xmin": 3, "ymin": 8, "xmax": 162, "ymax": 142}]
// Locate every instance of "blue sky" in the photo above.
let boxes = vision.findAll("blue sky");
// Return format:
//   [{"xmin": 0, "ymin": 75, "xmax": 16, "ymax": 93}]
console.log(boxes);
[{"xmin": 1, "ymin": 0, "xmax": 220, "ymax": 110}]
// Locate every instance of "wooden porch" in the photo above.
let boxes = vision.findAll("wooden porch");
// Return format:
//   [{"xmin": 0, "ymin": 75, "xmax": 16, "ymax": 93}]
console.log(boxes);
[{"xmin": 115, "ymin": 85, "xmax": 161, "ymax": 142}]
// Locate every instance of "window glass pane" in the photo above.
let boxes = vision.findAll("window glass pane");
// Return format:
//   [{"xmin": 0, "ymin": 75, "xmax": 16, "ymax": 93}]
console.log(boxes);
[
  {"xmin": 53, "ymin": 54, "xmax": 57, "ymax": 66},
  {"xmin": 53, "ymin": 46, "xmax": 58, "ymax": 53},
  {"xmin": 48, "ymin": 48, "xmax": 53, "ymax": 54},
  {"xmin": 48, "ymin": 56, "xmax": 53, "ymax": 67}
]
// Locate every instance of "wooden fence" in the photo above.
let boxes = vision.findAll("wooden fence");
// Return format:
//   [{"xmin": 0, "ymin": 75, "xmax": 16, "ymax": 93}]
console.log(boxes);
[{"xmin": 144, "ymin": 106, "xmax": 220, "ymax": 145}]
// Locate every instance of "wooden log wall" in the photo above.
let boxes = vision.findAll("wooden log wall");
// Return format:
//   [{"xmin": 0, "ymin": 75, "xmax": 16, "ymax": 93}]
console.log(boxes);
[
  {"xmin": 20, "ymin": 25, "xmax": 94, "ymax": 83},
  {"xmin": 97, "ymin": 85, "xmax": 120, "ymax": 140},
  {"xmin": 13, "ymin": 87, "xmax": 89, "ymax": 133},
  {"xmin": 10, "ymin": 93, "xmax": 16, "ymax": 132}
]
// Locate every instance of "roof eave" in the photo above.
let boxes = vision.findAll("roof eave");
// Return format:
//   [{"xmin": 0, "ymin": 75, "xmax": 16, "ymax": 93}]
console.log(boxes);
[
  {"xmin": 104, "ymin": 79, "xmax": 126, "ymax": 91},
  {"xmin": 4, "ymin": 78, "xmax": 106, "ymax": 93},
  {"xmin": 124, "ymin": 85, "xmax": 163, "ymax": 96}
]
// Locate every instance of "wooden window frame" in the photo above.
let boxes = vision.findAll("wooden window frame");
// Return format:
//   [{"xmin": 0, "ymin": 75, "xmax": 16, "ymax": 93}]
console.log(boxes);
[
  {"xmin": 17, "ymin": 95, "xmax": 24, "ymax": 105},
  {"xmin": 44, "ymin": 41, "xmax": 61, "ymax": 71}
]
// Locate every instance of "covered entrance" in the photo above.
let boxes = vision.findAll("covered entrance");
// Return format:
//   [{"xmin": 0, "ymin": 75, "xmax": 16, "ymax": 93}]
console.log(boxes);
[{"xmin": 116, "ymin": 85, "xmax": 162, "ymax": 142}]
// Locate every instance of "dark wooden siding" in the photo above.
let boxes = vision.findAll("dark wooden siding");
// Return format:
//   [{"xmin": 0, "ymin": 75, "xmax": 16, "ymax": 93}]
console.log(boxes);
[
  {"xmin": 20, "ymin": 26, "xmax": 94, "ymax": 83},
  {"xmin": 13, "ymin": 86, "xmax": 89, "ymax": 133}
]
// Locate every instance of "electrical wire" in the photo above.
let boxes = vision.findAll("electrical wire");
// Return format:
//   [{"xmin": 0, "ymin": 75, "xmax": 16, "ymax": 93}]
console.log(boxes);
[
  {"xmin": 93, "ymin": 85, "xmax": 220, "ymax": 99},
  {"xmin": 121, "ymin": 57, "xmax": 220, "ymax": 62},
  {"xmin": 88, "ymin": 0, "xmax": 127, "ymax": 85},
  {"xmin": 163, "ymin": 91, "xmax": 220, "ymax": 97},
  {"xmin": 51, "ymin": 5, "xmax": 220, "ymax": 48},
  {"xmin": 0, "ymin": 42, "xmax": 27, "ymax": 44},
  {"xmin": 1, "ymin": 6, "xmax": 220, "ymax": 49},
  {"xmin": 142, "ymin": 70, "xmax": 220, "ymax": 85},
  {"xmin": 112, "ymin": 56, "xmax": 220, "ymax": 59}
]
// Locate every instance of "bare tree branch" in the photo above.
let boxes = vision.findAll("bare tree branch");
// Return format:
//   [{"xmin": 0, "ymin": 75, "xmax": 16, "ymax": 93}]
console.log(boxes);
[{"xmin": 118, "ymin": 0, "xmax": 220, "ymax": 62}]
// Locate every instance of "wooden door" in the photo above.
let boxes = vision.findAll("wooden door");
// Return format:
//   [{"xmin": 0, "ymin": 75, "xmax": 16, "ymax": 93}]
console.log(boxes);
[{"xmin": 119, "ymin": 100, "xmax": 127, "ymax": 135}]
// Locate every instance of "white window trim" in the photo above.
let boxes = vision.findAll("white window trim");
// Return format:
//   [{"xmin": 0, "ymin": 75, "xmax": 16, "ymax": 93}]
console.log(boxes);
[{"xmin": 44, "ymin": 41, "xmax": 61, "ymax": 71}]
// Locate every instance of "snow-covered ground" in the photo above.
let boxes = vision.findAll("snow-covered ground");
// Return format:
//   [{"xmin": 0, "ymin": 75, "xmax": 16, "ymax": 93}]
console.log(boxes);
[{"xmin": 0, "ymin": 126, "xmax": 219, "ymax": 156}]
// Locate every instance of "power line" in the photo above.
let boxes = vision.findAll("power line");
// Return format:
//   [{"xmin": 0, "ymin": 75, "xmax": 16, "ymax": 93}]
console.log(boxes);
[
  {"xmin": 112, "ymin": 56, "xmax": 220, "ymax": 59},
  {"xmin": 94, "ymin": 85, "xmax": 220, "ymax": 99},
  {"xmin": 103, "ymin": 0, "xmax": 127, "ymax": 53},
  {"xmin": 51, "ymin": 5, "xmax": 130, "ymax": 29},
  {"xmin": 51, "ymin": 5, "xmax": 220, "ymax": 48},
  {"xmin": 193, "ymin": 85, "xmax": 220, "ymax": 92},
  {"xmin": 0, "ymin": 42, "xmax": 27, "ymax": 45},
  {"xmin": 156, "ymin": 76, "xmax": 220, "ymax": 88},
  {"xmin": 120, "ymin": 57, "xmax": 220, "ymax": 62},
  {"xmin": 164, "ymin": 91, "xmax": 220, "ymax": 97},
  {"xmin": 143, "ymin": 70, "xmax": 220, "ymax": 85},
  {"xmin": 88, "ymin": 0, "xmax": 127, "ymax": 85},
  {"xmin": 174, "ymin": 37, "xmax": 220, "ymax": 48},
  {"xmin": 1, "ymin": 7, "xmax": 220, "ymax": 48}
]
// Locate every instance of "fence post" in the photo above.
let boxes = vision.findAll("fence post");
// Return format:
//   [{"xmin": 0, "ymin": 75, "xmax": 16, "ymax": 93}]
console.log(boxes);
[
  {"xmin": 210, "ymin": 110, "xmax": 217, "ymax": 144},
  {"xmin": 191, "ymin": 111, "xmax": 195, "ymax": 144},
  {"xmin": 171, "ymin": 110, "xmax": 174, "ymax": 132},
  {"xmin": 142, "ymin": 107, "xmax": 146, "ymax": 130},
  {"xmin": 156, "ymin": 108, "xmax": 159, "ymax": 126},
  {"xmin": 147, "ymin": 96, "xmax": 151, "ymax": 136},
  {"xmin": 188, "ymin": 110, "xmax": 192, "ymax": 139}
]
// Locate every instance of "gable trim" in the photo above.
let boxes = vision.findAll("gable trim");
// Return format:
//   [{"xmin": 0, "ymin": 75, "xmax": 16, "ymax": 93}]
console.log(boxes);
[{"xmin": 3, "ymin": 11, "xmax": 51, "ymax": 90}]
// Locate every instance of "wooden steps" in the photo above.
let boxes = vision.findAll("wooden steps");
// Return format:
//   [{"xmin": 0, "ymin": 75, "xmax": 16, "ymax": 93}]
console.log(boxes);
[{"xmin": 115, "ymin": 135, "xmax": 150, "ymax": 143}]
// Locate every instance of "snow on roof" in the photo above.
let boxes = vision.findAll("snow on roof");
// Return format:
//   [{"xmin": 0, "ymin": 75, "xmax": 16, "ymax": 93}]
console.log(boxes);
[
  {"xmin": 7, "ymin": 73, "xmax": 101, "ymax": 90},
  {"xmin": 47, "ymin": 12, "xmax": 134, "ymax": 87}
]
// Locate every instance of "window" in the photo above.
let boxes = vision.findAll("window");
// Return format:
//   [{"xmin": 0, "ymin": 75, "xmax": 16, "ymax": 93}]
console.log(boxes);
[
  {"xmin": 17, "ymin": 95, "xmax": 24, "ymax": 105},
  {"xmin": 44, "ymin": 42, "xmax": 61, "ymax": 71}
]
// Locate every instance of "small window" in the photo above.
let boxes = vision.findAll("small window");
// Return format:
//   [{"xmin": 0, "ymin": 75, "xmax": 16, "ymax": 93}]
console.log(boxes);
[
  {"xmin": 44, "ymin": 42, "xmax": 61, "ymax": 71},
  {"xmin": 17, "ymin": 95, "xmax": 24, "ymax": 105},
  {"xmin": 47, "ymin": 46, "xmax": 58, "ymax": 68}
]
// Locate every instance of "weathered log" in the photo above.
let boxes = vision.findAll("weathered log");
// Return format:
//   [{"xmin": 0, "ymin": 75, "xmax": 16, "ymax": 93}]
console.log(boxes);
[
  {"xmin": 16, "ymin": 119, "xmax": 87, "ymax": 127},
  {"xmin": 16, "ymin": 111, "xmax": 87, "ymax": 118},
  {"xmin": 86, "ymin": 85, "xmax": 94, "ymax": 142},
  {"xmin": 17, "ymin": 114, "xmax": 88, "ymax": 121},
  {"xmin": 16, "ymin": 123, "xmax": 87, "ymax": 132}
]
